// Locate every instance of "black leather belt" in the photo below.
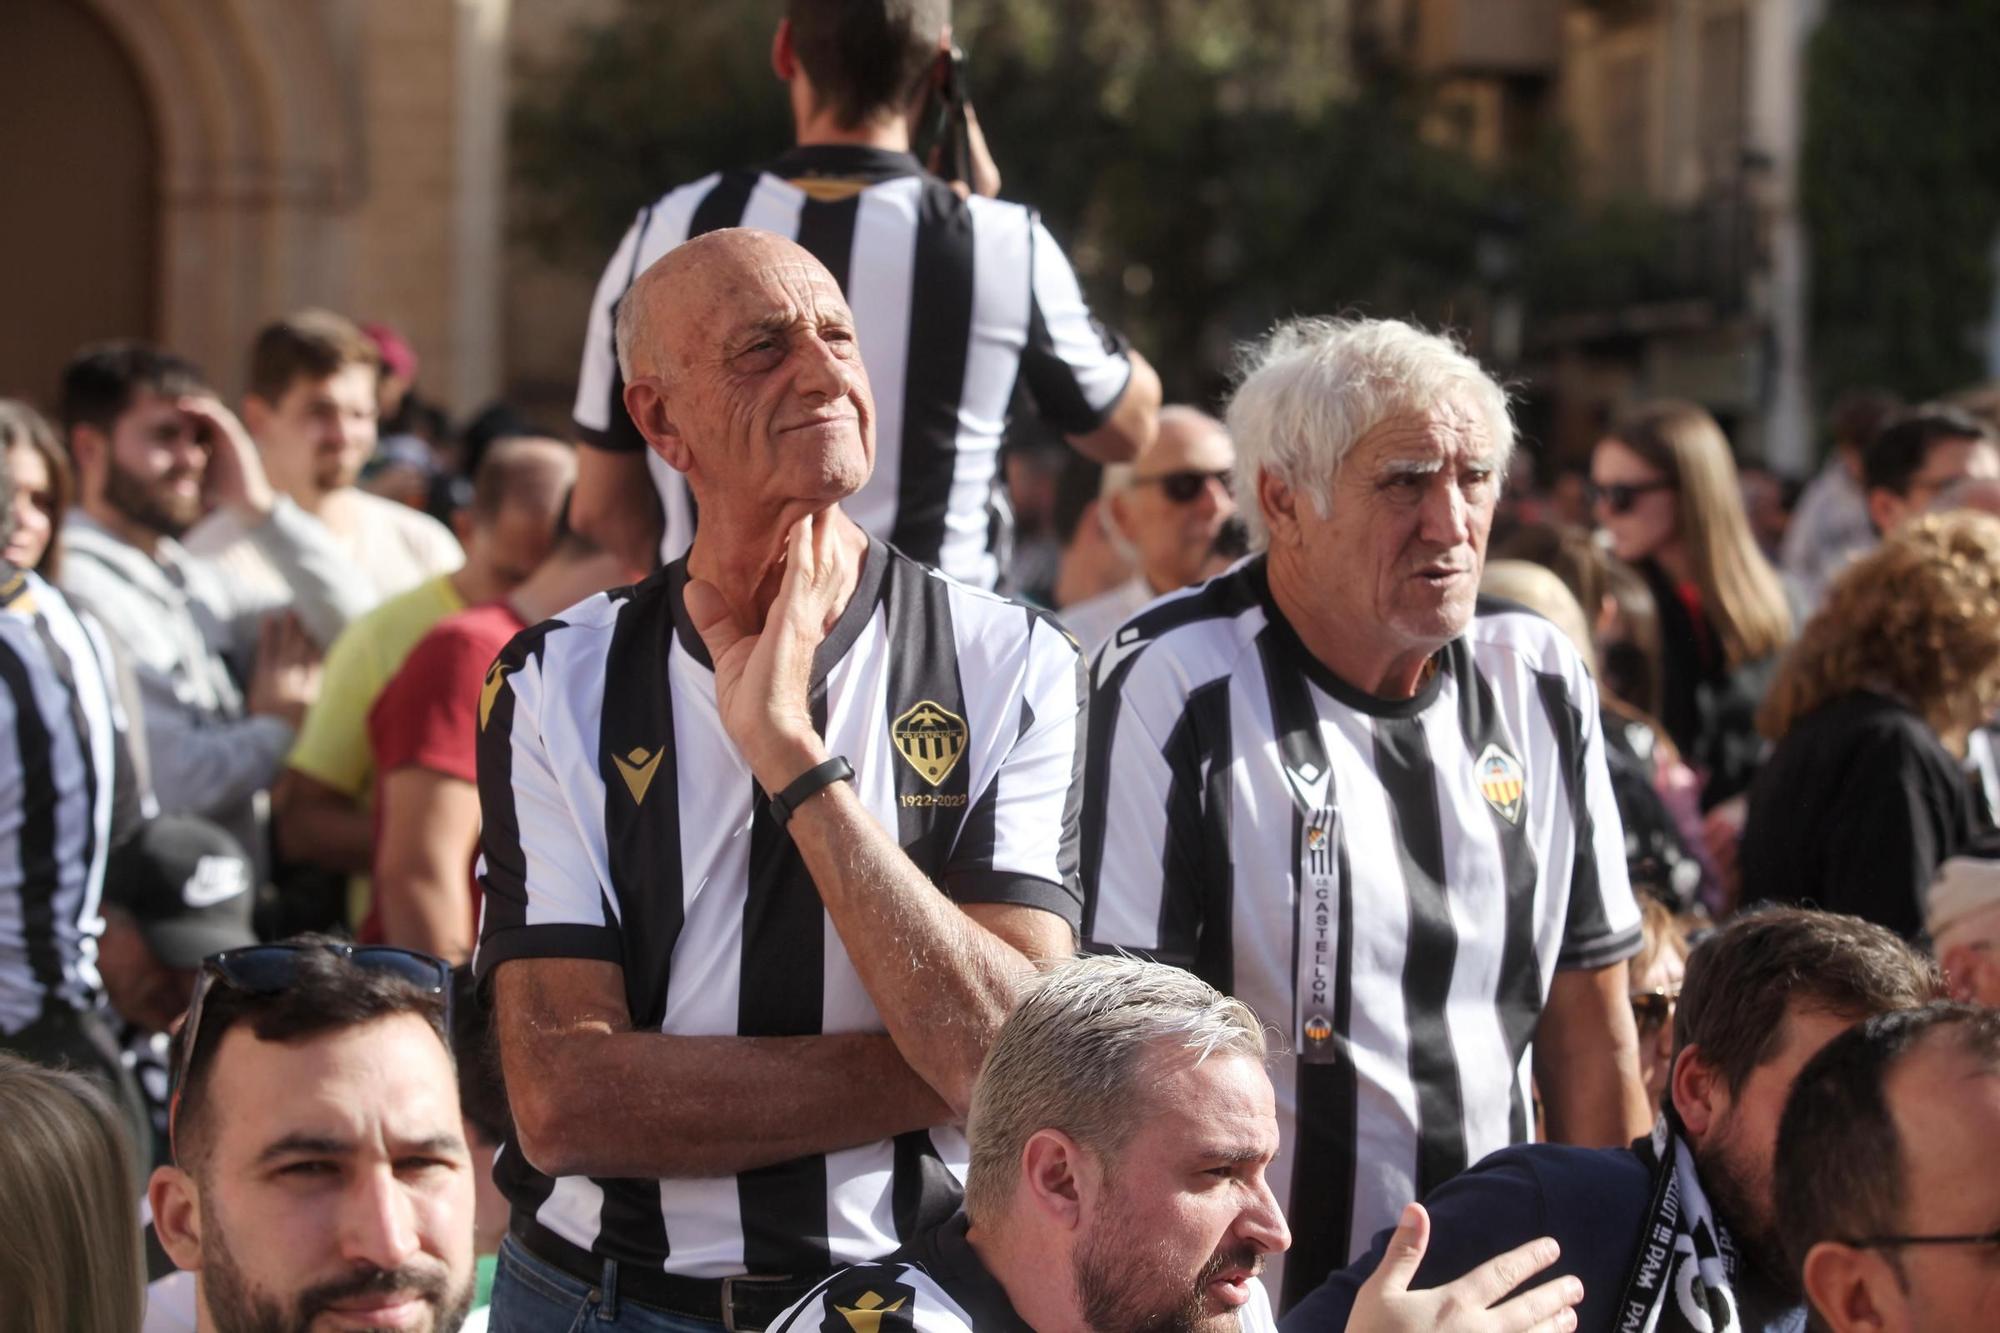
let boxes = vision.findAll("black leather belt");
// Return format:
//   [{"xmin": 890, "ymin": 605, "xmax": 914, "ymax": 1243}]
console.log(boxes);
[{"xmin": 514, "ymin": 1220, "xmax": 824, "ymax": 1332}]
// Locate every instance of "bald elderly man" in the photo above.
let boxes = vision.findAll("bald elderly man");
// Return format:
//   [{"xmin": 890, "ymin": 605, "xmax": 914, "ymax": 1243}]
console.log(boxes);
[{"xmin": 474, "ymin": 229, "xmax": 1087, "ymax": 1332}]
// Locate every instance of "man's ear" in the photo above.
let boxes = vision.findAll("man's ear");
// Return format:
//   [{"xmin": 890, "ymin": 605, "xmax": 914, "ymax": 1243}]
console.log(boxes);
[
  {"xmin": 622, "ymin": 378, "xmax": 692, "ymax": 476},
  {"xmin": 771, "ymin": 19, "xmax": 796, "ymax": 82},
  {"xmin": 1801, "ymin": 1241, "xmax": 1895, "ymax": 1333},
  {"xmin": 1865, "ymin": 487, "xmax": 1902, "ymax": 538},
  {"xmin": 1018, "ymin": 1128, "xmax": 1091, "ymax": 1230},
  {"xmin": 241, "ymin": 393, "xmax": 275, "ymax": 439},
  {"xmin": 68, "ymin": 423, "xmax": 109, "ymax": 479},
  {"xmin": 1258, "ymin": 469, "xmax": 1301, "ymax": 548},
  {"xmin": 1668, "ymin": 1043, "xmax": 1724, "ymax": 1138},
  {"xmin": 148, "ymin": 1163, "xmax": 205, "ymax": 1273}
]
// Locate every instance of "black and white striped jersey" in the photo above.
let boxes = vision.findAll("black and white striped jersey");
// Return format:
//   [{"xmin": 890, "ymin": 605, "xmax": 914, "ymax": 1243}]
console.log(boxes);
[
  {"xmin": 1079, "ymin": 560, "xmax": 1642, "ymax": 1308},
  {"xmin": 0, "ymin": 571, "xmax": 139, "ymax": 1033},
  {"xmin": 473, "ymin": 538, "xmax": 1087, "ymax": 1280},
  {"xmin": 573, "ymin": 145, "xmax": 1135, "ymax": 589},
  {"xmin": 767, "ymin": 1211, "xmax": 1279, "ymax": 1333}
]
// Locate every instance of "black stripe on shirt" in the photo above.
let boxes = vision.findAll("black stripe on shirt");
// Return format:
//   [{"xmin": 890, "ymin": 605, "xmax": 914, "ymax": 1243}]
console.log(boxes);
[
  {"xmin": 1536, "ymin": 671, "xmax": 1630, "ymax": 968},
  {"xmin": 1454, "ymin": 645, "xmax": 1544, "ymax": 1143},
  {"xmin": 736, "ymin": 675, "xmax": 836, "ymax": 1276},
  {"xmin": 0, "ymin": 640, "xmax": 62, "ymax": 997},
  {"xmin": 890, "ymin": 1130, "xmax": 961, "ymax": 1244},
  {"xmin": 793, "ymin": 194, "xmax": 861, "ymax": 296},
  {"xmin": 687, "ymin": 169, "xmax": 759, "ymax": 240},
  {"xmin": 890, "ymin": 182, "xmax": 976, "ymax": 564},
  {"xmin": 1155, "ymin": 679, "xmax": 1233, "ymax": 989},
  {"xmin": 882, "ymin": 561, "xmax": 971, "ymax": 879},
  {"xmin": 1372, "ymin": 716, "xmax": 1469, "ymax": 1198}
]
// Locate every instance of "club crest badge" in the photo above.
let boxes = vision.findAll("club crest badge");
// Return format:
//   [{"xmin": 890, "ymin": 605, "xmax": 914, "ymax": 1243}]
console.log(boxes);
[
  {"xmin": 1475, "ymin": 743, "xmax": 1526, "ymax": 825},
  {"xmin": 891, "ymin": 700, "xmax": 968, "ymax": 787}
]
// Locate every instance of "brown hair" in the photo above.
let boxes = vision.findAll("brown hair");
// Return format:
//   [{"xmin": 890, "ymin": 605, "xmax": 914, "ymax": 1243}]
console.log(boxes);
[
  {"xmin": 786, "ymin": 0, "xmax": 948, "ymax": 128},
  {"xmin": 1672, "ymin": 907, "xmax": 1943, "ymax": 1095},
  {"xmin": 1608, "ymin": 400, "xmax": 1793, "ymax": 666},
  {"xmin": 1758, "ymin": 510, "xmax": 2000, "ymax": 746},
  {"xmin": 0, "ymin": 1054, "xmax": 145, "ymax": 1333},
  {"xmin": 247, "ymin": 308, "xmax": 379, "ymax": 405},
  {"xmin": 0, "ymin": 400, "xmax": 75, "ymax": 578}
]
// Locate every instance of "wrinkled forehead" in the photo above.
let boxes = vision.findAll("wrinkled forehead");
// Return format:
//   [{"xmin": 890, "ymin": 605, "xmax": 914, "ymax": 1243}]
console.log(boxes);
[
  {"xmin": 670, "ymin": 255, "xmax": 852, "ymax": 354},
  {"xmin": 1356, "ymin": 397, "xmax": 1499, "ymax": 469}
]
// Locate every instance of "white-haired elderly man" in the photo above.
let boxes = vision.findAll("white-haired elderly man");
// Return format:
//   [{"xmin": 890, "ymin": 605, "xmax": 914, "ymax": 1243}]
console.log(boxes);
[
  {"xmin": 1063, "ymin": 406, "xmax": 1238, "ymax": 656},
  {"xmin": 1081, "ymin": 316, "xmax": 1651, "ymax": 1309},
  {"xmin": 767, "ymin": 955, "xmax": 1584, "ymax": 1333}
]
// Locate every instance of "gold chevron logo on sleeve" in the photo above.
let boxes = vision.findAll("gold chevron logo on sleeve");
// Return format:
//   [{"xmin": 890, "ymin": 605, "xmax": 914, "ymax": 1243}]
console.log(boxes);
[
  {"xmin": 836, "ymin": 1291, "xmax": 906, "ymax": 1333},
  {"xmin": 478, "ymin": 662, "xmax": 512, "ymax": 732},
  {"xmin": 612, "ymin": 745, "xmax": 665, "ymax": 804}
]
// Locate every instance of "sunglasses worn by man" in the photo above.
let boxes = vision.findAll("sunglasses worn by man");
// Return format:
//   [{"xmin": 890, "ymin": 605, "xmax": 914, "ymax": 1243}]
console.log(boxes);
[
  {"xmin": 150, "ymin": 937, "xmax": 474, "ymax": 1333},
  {"xmin": 1134, "ymin": 467, "xmax": 1233, "ymax": 504}
]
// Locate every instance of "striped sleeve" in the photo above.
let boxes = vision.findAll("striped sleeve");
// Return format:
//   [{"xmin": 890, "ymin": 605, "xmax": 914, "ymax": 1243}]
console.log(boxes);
[
  {"xmin": 1535, "ymin": 656, "xmax": 1643, "ymax": 970},
  {"xmin": 1078, "ymin": 643, "xmax": 1202, "ymax": 965},
  {"xmin": 1019, "ymin": 214, "xmax": 1134, "ymax": 435},
  {"xmin": 472, "ymin": 625, "xmax": 621, "ymax": 979},
  {"xmin": 944, "ymin": 614, "xmax": 1086, "ymax": 931},
  {"xmin": 571, "ymin": 205, "xmax": 657, "ymax": 452}
]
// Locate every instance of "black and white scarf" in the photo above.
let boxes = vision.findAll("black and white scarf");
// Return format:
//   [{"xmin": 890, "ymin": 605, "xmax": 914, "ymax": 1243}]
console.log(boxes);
[{"xmin": 1613, "ymin": 1116, "xmax": 1743, "ymax": 1333}]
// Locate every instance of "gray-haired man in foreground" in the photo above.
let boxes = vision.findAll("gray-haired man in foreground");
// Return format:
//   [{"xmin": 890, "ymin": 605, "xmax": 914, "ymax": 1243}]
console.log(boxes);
[{"xmin": 770, "ymin": 955, "xmax": 1585, "ymax": 1333}]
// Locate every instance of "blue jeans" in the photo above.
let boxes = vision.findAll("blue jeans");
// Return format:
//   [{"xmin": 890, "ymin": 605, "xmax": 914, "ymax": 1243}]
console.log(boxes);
[{"xmin": 488, "ymin": 1236, "xmax": 725, "ymax": 1333}]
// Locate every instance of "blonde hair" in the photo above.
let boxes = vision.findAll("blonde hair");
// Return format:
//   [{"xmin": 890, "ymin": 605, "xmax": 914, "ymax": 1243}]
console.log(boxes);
[
  {"xmin": 1227, "ymin": 316, "xmax": 1515, "ymax": 551},
  {"xmin": 963, "ymin": 955, "xmax": 1266, "ymax": 1222},
  {"xmin": 0, "ymin": 1054, "xmax": 144, "ymax": 1333},
  {"xmin": 1608, "ymin": 401, "xmax": 1792, "ymax": 666},
  {"xmin": 1760, "ymin": 511, "xmax": 2000, "ymax": 745},
  {"xmin": 1480, "ymin": 559, "xmax": 1598, "ymax": 673}
]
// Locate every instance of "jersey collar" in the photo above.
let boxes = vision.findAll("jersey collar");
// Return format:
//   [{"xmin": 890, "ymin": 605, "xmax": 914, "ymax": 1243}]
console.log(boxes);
[
  {"xmin": 664, "ymin": 534, "xmax": 887, "ymax": 687},
  {"xmin": 909, "ymin": 1210, "xmax": 1036, "ymax": 1332},
  {"xmin": 1248, "ymin": 556, "xmax": 1450, "ymax": 719},
  {"xmin": 770, "ymin": 143, "xmax": 925, "ymax": 185}
]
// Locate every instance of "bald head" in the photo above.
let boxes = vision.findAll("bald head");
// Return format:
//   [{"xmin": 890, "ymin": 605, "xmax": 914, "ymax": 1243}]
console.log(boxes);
[
  {"xmin": 616, "ymin": 230, "xmax": 843, "ymax": 384},
  {"xmin": 471, "ymin": 436, "xmax": 575, "ymax": 526}
]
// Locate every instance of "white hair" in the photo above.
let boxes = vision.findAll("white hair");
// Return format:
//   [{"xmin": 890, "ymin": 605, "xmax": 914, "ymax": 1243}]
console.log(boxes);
[
  {"xmin": 962, "ymin": 955, "xmax": 1267, "ymax": 1222},
  {"xmin": 1223, "ymin": 316, "xmax": 1515, "ymax": 550}
]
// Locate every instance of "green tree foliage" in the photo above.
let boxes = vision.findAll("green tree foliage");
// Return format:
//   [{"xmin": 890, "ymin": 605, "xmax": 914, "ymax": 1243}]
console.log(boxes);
[
  {"xmin": 513, "ymin": 0, "xmax": 1665, "ymax": 400},
  {"xmin": 1803, "ymin": 0, "xmax": 2000, "ymax": 402}
]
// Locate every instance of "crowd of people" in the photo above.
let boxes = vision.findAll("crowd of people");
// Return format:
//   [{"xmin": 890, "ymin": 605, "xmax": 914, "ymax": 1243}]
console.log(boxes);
[{"xmin": 5, "ymin": 3, "xmax": 2000, "ymax": 1332}]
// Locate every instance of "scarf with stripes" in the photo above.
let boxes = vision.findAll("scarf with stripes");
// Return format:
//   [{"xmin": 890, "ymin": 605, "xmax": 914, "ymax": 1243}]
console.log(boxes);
[{"xmin": 1613, "ymin": 1116, "xmax": 1743, "ymax": 1333}]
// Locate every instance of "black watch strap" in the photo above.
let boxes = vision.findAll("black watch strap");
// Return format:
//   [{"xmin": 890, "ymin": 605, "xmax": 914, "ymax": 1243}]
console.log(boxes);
[{"xmin": 770, "ymin": 756, "xmax": 855, "ymax": 827}]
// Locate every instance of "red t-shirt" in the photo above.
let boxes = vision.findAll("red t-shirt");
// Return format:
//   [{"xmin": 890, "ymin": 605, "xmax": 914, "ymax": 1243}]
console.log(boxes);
[{"xmin": 362, "ymin": 602, "xmax": 528, "ymax": 945}]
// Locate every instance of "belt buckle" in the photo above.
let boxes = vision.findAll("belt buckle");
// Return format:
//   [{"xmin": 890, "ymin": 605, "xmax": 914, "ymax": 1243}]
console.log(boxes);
[{"xmin": 720, "ymin": 1273, "xmax": 794, "ymax": 1333}]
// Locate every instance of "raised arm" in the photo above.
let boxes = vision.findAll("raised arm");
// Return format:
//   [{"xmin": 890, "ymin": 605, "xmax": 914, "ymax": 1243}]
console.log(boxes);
[{"xmin": 685, "ymin": 513, "xmax": 1076, "ymax": 1116}]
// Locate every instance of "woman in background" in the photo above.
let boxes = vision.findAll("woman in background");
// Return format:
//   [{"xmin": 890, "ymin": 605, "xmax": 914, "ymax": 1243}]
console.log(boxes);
[
  {"xmin": 0, "ymin": 399, "xmax": 75, "ymax": 577},
  {"xmin": 0, "ymin": 1052, "xmax": 146, "ymax": 1333},
  {"xmin": 1591, "ymin": 401, "xmax": 1793, "ymax": 806},
  {"xmin": 1742, "ymin": 512, "xmax": 2000, "ymax": 938}
]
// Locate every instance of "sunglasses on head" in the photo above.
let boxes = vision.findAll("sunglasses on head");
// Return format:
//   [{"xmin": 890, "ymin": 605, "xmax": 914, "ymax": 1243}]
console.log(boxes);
[
  {"xmin": 1629, "ymin": 987, "xmax": 1680, "ymax": 1038},
  {"xmin": 167, "ymin": 942, "xmax": 452, "ymax": 1159},
  {"xmin": 1589, "ymin": 479, "xmax": 1676, "ymax": 515},
  {"xmin": 1136, "ymin": 469, "xmax": 1232, "ymax": 504}
]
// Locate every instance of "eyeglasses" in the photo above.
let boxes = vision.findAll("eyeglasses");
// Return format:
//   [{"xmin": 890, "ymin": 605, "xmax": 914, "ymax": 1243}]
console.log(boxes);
[
  {"xmin": 1589, "ymin": 479, "xmax": 1676, "ymax": 515},
  {"xmin": 1629, "ymin": 987, "xmax": 1680, "ymax": 1039},
  {"xmin": 1135, "ymin": 469, "xmax": 1233, "ymax": 504},
  {"xmin": 167, "ymin": 943, "xmax": 452, "ymax": 1159},
  {"xmin": 1845, "ymin": 1228, "xmax": 2000, "ymax": 1251}
]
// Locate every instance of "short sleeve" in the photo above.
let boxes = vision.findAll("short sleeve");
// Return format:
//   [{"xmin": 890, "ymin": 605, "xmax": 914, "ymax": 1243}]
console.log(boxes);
[
  {"xmin": 472, "ymin": 627, "xmax": 622, "ymax": 979},
  {"xmin": 287, "ymin": 620, "xmax": 380, "ymax": 796},
  {"xmin": 943, "ymin": 615, "xmax": 1087, "ymax": 931},
  {"xmin": 369, "ymin": 623, "xmax": 499, "ymax": 785},
  {"xmin": 1535, "ymin": 660, "xmax": 1643, "ymax": 971},
  {"xmin": 1018, "ymin": 214, "xmax": 1134, "ymax": 436},
  {"xmin": 573, "ymin": 211, "xmax": 648, "ymax": 452}
]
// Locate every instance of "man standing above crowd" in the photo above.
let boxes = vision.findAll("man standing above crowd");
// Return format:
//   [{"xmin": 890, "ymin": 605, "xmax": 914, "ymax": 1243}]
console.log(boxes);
[
  {"xmin": 273, "ymin": 437, "xmax": 574, "ymax": 900},
  {"xmin": 188, "ymin": 309, "xmax": 463, "ymax": 610},
  {"xmin": 58, "ymin": 343, "xmax": 348, "ymax": 880},
  {"xmin": 1287, "ymin": 908, "xmax": 1943, "ymax": 1333},
  {"xmin": 569, "ymin": 0, "xmax": 1159, "ymax": 588},
  {"xmin": 1083, "ymin": 316, "xmax": 1651, "ymax": 1306},
  {"xmin": 477, "ymin": 230, "xmax": 1085, "ymax": 1331},
  {"xmin": 1062, "ymin": 405, "xmax": 1237, "ymax": 655}
]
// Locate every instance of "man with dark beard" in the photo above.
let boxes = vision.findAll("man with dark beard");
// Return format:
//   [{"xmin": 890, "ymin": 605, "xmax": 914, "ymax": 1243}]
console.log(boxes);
[
  {"xmin": 1285, "ymin": 909, "xmax": 1943, "ymax": 1333},
  {"xmin": 768, "ymin": 956, "xmax": 1586, "ymax": 1333},
  {"xmin": 59, "ymin": 342, "xmax": 357, "ymax": 883},
  {"xmin": 147, "ymin": 935, "xmax": 476, "ymax": 1332}
]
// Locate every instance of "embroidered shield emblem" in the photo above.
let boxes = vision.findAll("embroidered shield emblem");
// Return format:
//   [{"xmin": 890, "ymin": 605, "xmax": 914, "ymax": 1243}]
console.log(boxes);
[{"xmin": 1476, "ymin": 743, "xmax": 1526, "ymax": 825}]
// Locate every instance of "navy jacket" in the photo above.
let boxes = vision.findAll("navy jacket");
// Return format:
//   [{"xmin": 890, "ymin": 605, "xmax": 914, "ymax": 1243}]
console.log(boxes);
[{"xmin": 1280, "ymin": 1143, "xmax": 1804, "ymax": 1333}]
